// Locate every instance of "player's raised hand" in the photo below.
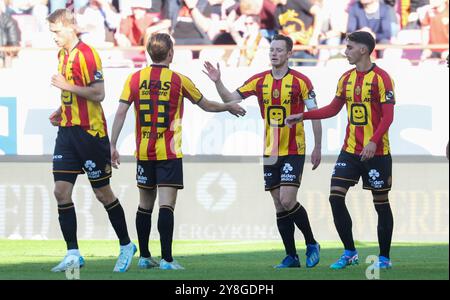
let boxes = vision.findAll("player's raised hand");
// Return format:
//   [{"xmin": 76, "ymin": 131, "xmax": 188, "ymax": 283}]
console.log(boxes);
[
  {"xmin": 285, "ymin": 113, "xmax": 304, "ymax": 128},
  {"xmin": 51, "ymin": 74, "xmax": 70, "ymax": 91},
  {"xmin": 360, "ymin": 141, "xmax": 376, "ymax": 161},
  {"xmin": 49, "ymin": 109, "xmax": 61, "ymax": 126},
  {"xmin": 311, "ymin": 146, "xmax": 321, "ymax": 170},
  {"xmin": 226, "ymin": 100, "xmax": 246, "ymax": 117},
  {"xmin": 203, "ymin": 61, "xmax": 221, "ymax": 82},
  {"xmin": 111, "ymin": 145, "xmax": 120, "ymax": 169}
]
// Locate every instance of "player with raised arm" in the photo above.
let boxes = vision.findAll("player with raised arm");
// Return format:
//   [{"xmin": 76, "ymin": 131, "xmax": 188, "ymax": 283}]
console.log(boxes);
[{"xmin": 203, "ymin": 34, "xmax": 322, "ymax": 269}]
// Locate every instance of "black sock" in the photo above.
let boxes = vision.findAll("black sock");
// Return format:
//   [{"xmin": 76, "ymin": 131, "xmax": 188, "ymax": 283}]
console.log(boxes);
[
  {"xmin": 329, "ymin": 193, "xmax": 355, "ymax": 251},
  {"xmin": 375, "ymin": 203, "xmax": 394, "ymax": 258},
  {"xmin": 104, "ymin": 199, "xmax": 131, "ymax": 246},
  {"xmin": 276, "ymin": 211, "xmax": 297, "ymax": 257},
  {"xmin": 58, "ymin": 203, "xmax": 78, "ymax": 250},
  {"xmin": 158, "ymin": 206, "xmax": 174, "ymax": 262},
  {"xmin": 288, "ymin": 203, "xmax": 317, "ymax": 245},
  {"xmin": 136, "ymin": 207, "xmax": 152, "ymax": 258}
]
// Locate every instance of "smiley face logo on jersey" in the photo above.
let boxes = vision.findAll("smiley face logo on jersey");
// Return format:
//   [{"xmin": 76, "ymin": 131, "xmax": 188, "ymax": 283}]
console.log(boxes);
[
  {"xmin": 61, "ymin": 90, "xmax": 73, "ymax": 105},
  {"xmin": 350, "ymin": 103, "xmax": 368, "ymax": 125},
  {"xmin": 267, "ymin": 106, "xmax": 286, "ymax": 127}
]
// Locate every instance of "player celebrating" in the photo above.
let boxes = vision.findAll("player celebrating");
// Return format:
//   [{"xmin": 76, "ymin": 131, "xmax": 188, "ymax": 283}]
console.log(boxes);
[
  {"xmin": 286, "ymin": 31, "xmax": 396, "ymax": 270},
  {"xmin": 203, "ymin": 34, "xmax": 322, "ymax": 268},
  {"xmin": 48, "ymin": 9, "xmax": 136, "ymax": 273},
  {"xmin": 110, "ymin": 33, "xmax": 246, "ymax": 270}
]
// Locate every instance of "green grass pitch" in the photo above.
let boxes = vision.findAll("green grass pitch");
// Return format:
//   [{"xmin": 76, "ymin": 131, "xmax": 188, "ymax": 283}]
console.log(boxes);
[{"xmin": 0, "ymin": 240, "xmax": 447, "ymax": 280}]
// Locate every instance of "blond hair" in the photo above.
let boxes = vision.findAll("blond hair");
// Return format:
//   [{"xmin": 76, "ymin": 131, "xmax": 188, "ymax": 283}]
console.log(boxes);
[
  {"xmin": 46, "ymin": 8, "xmax": 77, "ymax": 26},
  {"xmin": 147, "ymin": 33, "xmax": 173, "ymax": 63}
]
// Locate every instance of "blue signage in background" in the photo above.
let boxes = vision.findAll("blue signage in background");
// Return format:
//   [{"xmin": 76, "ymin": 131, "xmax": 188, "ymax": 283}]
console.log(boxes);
[{"xmin": 0, "ymin": 98, "xmax": 17, "ymax": 155}]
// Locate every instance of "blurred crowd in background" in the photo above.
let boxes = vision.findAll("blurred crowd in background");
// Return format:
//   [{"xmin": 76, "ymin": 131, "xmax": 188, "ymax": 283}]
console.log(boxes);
[{"xmin": 0, "ymin": 0, "xmax": 448, "ymax": 68}]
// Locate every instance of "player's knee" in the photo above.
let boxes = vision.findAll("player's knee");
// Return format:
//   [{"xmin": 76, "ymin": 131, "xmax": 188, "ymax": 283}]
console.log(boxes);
[
  {"xmin": 93, "ymin": 187, "xmax": 115, "ymax": 205},
  {"xmin": 273, "ymin": 200, "xmax": 285, "ymax": 213},
  {"xmin": 279, "ymin": 196, "xmax": 296, "ymax": 211},
  {"xmin": 53, "ymin": 187, "xmax": 70, "ymax": 203}
]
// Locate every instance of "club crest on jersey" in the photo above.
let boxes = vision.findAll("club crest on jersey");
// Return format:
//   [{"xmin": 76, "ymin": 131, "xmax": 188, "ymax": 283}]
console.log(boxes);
[
  {"xmin": 355, "ymin": 86, "xmax": 361, "ymax": 96},
  {"xmin": 273, "ymin": 89, "xmax": 280, "ymax": 98}
]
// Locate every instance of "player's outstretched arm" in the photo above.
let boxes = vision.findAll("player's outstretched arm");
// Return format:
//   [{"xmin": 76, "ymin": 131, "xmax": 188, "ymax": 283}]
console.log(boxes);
[
  {"xmin": 110, "ymin": 102, "xmax": 131, "ymax": 169},
  {"xmin": 197, "ymin": 98, "xmax": 246, "ymax": 117},
  {"xmin": 51, "ymin": 74, "xmax": 105, "ymax": 102},
  {"xmin": 287, "ymin": 97, "xmax": 345, "ymax": 128},
  {"xmin": 203, "ymin": 61, "xmax": 243, "ymax": 103},
  {"xmin": 285, "ymin": 113, "xmax": 304, "ymax": 128}
]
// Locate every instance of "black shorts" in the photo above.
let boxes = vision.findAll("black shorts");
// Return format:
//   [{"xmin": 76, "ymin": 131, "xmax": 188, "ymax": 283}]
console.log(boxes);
[
  {"xmin": 263, "ymin": 155, "xmax": 305, "ymax": 191},
  {"xmin": 52, "ymin": 126, "xmax": 112, "ymax": 188},
  {"xmin": 136, "ymin": 159, "xmax": 184, "ymax": 190},
  {"xmin": 331, "ymin": 150, "xmax": 392, "ymax": 192}
]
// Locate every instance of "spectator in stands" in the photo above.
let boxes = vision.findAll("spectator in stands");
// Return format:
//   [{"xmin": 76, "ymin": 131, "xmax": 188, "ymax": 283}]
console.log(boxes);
[
  {"xmin": 6, "ymin": 0, "xmax": 48, "ymax": 32},
  {"xmin": 347, "ymin": 0, "xmax": 393, "ymax": 44},
  {"xmin": 181, "ymin": 0, "xmax": 236, "ymax": 44},
  {"xmin": 164, "ymin": 0, "xmax": 217, "ymax": 45},
  {"xmin": 273, "ymin": 0, "xmax": 323, "ymax": 66},
  {"xmin": 384, "ymin": 0, "xmax": 401, "ymax": 37},
  {"xmin": 399, "ymin": 0, "xmax": 430, "ymax": 29},
  {"xmin": 318, "ymin": 0, "xmax": 353, "ymax": 59},
  {"xmin": 227, "ymin": 13, "xmax": 270, "ymax": 66},
  {"xmin": 420, "ymin": 0, "xmax": 449, "ymax": 60},
  {"xmin": 115, "ymin": 0, "xmax": 169, "ymax": 47},
  {"xmin": 231, "ymin": 0, "xmax": 277, "ymax": 41},
  {"xmin": 76, "ymin": 0, "xmax": 120, "ymax": 46},
  {"xmin": 0, "ymin": 0, "xmax": 20, "ymax": 68}
]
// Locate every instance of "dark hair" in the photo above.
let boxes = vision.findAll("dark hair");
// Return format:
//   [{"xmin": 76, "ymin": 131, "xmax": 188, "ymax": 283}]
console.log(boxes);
[
  {"xmin": 346, "ymin": 31, "xmax": 376, "ymax": 54},
  {"xmin": 271, "ymin": 34, "xmax": 293, "ymax": 52},
  {"xmin": 147, "ymin": 33, "xmax": 173, "ymax": 63}
]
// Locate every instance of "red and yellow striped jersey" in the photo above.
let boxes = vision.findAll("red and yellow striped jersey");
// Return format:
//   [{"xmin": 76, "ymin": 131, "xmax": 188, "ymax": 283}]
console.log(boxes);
[
  {"xmin": 120, "ymin": 65, "xmax": 203, "ymax": 161},
  {"xmin": 237, "ymin": 69, "xmax": 316, "ymax": 156},
  {"xmin": 335, "ymin": 64, "xmax": 395, "ymax": 155},
  {"xmin": 57, "ymin": 41, "xmax": 107, "ymax": 137}
]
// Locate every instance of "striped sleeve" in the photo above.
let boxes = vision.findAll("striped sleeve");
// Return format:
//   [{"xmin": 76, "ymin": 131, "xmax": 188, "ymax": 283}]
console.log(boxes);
[
  {"xmin": 237, "ymin": 76, "xmax": 259, "ymax": 99},
  {"xmin": 299, "ymin": 76, "xmax": 315, "ymax": 101},
  {"xmin": 378, "ymin": 73, "xmax": 396, "ymax": 105},
  {"xmin": 335, "ymin": 73, "xmax": 348, "ymax": 100},
  {"xmin": 119, "ymin": 73, "xmax": 134, "ymax": 105},
  {"xmin": 81, "ymin": 46, "xmax": 104, "ymax": 86},
  {"xmin": 181, "ymin": 74, "xmax": 203, "ymax": 104}
]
